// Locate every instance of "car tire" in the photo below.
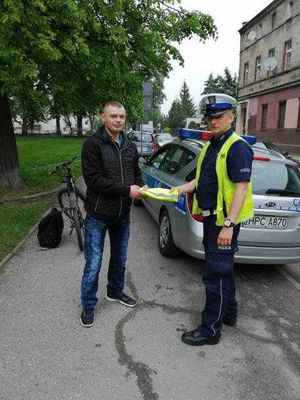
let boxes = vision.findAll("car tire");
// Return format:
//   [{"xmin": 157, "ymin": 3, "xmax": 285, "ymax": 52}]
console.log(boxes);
[{"xmin": 158, "ymin": 209, "xmax": 180, "ymax": 257}]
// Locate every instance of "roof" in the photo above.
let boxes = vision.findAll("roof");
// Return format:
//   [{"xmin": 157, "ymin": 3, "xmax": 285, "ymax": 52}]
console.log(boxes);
[{"xmin": 239, "ymin": 0, "xmax": 282, "ymax": 33}]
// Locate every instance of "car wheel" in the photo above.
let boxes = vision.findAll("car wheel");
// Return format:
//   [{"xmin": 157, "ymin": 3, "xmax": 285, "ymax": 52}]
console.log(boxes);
[{"xmin": 158, "ymin": 209, "xmax": 180, "ymax": 257}]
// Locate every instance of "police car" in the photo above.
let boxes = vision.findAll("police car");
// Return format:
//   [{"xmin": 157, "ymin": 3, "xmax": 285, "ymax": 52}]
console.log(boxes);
[{"xmin": 138, "ymin": 129, "xmax": 300, "ymax": 264}]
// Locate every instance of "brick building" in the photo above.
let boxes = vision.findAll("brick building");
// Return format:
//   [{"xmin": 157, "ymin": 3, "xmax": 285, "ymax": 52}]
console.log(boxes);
[{"xmin": 236, "ymin": 0, "xmax": 300, "ymax": 155}]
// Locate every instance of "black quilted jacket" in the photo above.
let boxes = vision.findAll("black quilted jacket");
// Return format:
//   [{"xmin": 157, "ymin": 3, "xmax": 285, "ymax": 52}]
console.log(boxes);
[{"xmin": 81, "ymin": 126, "xmax": 144, "ymax": 220}]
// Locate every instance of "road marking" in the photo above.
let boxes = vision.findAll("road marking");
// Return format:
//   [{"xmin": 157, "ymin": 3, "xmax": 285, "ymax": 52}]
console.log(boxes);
[{"xmin": 277, "ymin": 267, "xmax": 300, "ymax": 291}]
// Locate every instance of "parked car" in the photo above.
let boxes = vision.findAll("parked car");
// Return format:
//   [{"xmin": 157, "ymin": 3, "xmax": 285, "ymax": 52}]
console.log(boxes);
[
  {"xmin": 155, "ymin": 133, "xmax": 174, "ymax": 148},
  {"xmin": 127, "ymin": 131, "xmax": 157, "ymax": 158},
  {"xmin": 254, "ymin": 141, "xmax": 300, "ymax": 172},
  {"xmin": 138, "ymin": 134, "xmax": 300, "ymax": 264}
]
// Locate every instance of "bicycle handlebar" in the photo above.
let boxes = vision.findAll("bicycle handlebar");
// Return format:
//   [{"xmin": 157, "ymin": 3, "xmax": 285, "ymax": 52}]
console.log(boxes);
[{"xmin": 49, "ymin": 156, "xmax": 78, "ymax": 175}]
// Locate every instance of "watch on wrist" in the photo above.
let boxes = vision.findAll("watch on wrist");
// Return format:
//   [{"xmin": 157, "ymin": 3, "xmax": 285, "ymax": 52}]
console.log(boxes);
[{"xmin": 224, "ymin": 218, "xmax": 235, "ymax": 228}]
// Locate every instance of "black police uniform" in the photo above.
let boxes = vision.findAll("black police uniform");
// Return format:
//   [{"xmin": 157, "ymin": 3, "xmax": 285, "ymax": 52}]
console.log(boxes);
[{"xmin": 196, "ymin": 128, "xmax": 253, "ymax": 338}]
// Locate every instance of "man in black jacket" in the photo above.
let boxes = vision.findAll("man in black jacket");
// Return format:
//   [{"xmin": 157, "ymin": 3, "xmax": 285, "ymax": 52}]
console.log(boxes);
[{"xmin": 80, "ymin": 101, "xmax": 144, "ymax": 327}]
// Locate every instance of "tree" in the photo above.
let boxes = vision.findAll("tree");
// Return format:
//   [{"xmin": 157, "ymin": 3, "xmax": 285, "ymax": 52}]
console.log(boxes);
[
  {"xmin": 201, "ymin": 67, "xmax": 238, "ymax": 98},
  {"xmin": 0, "ymin": 0, "xmax": 217, "ymax": 190},
  {"xmin": 179, "ymin": 81, "xmax": 197, "ymax": 118},
  {"xmin": 168, "ymin": 100, "xmax": 185, "ymax": 132}
]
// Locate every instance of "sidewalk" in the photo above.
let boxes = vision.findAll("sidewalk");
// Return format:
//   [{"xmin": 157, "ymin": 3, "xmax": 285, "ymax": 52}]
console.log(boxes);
[
  {"xmin": 1, "ymin": 188, "xmax": 300, "ymax": 399},
  {"xmin": 0, "ymin": 218, "xmax": 142, "ymax": 400}
]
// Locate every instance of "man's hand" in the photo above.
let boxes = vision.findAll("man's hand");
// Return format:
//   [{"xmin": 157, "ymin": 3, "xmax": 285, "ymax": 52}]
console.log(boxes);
[
  {"xmin": 129, "ymin": 185, "xmax": 143, "ymax": 199},
  {"xmin": 217, "ymin": 227, "xmax": 234, "ymax": 246}
]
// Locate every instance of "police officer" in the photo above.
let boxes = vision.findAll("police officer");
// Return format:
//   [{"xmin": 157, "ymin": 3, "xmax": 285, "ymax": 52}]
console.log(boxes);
[{"xmin": 176, "ymin": 94, "xmax": 254, "ymax": 346}]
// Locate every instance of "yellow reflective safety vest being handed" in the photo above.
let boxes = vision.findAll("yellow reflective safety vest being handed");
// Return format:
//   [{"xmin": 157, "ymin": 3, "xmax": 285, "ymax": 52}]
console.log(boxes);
[{"xmin": 140, "ymin": 187, "xmax": 179, "ymax": 202}]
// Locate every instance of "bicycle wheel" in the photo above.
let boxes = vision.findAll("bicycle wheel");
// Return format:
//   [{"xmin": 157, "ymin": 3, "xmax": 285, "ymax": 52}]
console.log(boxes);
[
  {"xmin": 58, "ymin": 187, "xmax": 85, "ymax": 220},
  {"xmin": 72, "ymin": 206, "xmax": 84, "ymax": 251}
]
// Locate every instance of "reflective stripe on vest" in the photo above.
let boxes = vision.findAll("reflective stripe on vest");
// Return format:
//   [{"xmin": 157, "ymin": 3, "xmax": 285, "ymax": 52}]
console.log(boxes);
[{"xmin": 192, "ymin": 132, "xmax": 254, "ymax": 226}]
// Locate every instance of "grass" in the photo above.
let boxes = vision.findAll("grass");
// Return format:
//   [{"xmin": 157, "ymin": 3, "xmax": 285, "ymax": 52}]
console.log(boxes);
[
  {"xmin": 12, "ymin": 136, "xmax": 85, "ymax": 197},
  {"xmin": 0, "ymin": 195, "xmax": 57, "ymax": 261},
  {"xmin": 0, "ymin": 135, "xmax": 86, "ymax": 263}
]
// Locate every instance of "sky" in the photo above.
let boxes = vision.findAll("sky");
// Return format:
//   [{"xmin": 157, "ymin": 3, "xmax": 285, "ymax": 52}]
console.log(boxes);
[{"xmin": 161, "ymin": 0, "xmax": 273, "ymax": 114}]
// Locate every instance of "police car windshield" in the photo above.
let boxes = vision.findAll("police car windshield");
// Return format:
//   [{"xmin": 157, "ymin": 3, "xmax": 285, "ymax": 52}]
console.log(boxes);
[{"xmin": 252, "ymin": 160, "xmax": 300, "ymax": 196}]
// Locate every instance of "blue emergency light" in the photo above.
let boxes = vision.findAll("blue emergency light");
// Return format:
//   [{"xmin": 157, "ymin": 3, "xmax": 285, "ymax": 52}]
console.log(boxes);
[
  {"xmin": 177, "ymin": 129, "xmax": 257, "ymax": 145},
  {"xmin": 177, "ymin": 128, "xmax": 212, "ymax": 141},
  {"xmin": 240, "ymin": 135, "xmax": 257, "ymax": 145}
]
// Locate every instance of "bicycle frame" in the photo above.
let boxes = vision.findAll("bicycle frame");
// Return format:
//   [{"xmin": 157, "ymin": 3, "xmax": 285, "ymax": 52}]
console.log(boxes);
[{"xmin": 51, "ymin": 157, "xmax": 85, "ymax": 251}]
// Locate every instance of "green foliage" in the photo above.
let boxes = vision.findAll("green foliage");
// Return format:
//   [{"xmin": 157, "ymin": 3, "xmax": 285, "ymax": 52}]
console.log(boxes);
[
  {"xmin": 188, "ymin": 120, "xmax": 200, "ymax": 129},
  {"xmin": 168, "ymin": 100, "xmax": 185, "ymax": 131},
  {"xmin": 0, "ymin": 0, "xmax": 217, "ymax": 122},
  {"xmin": 0, "ymin": 0, "xmax": 217, "ymax": 189},
  {"xmin": 201, "ymin": 67, "xmax": 239, "ymax": 100},
  {"xmin": 151, "ymin": 74, "xmax": 166, "ymax": 109},
  {"xmin": 179, "ymin": 81, "xmax": 197, "ymax": 118}
]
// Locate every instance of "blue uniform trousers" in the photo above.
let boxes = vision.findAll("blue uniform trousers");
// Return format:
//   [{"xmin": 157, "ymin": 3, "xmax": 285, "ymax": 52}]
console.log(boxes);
[{"xmin": 199, "ymin": 215, "xmax": 240, "ymax": 337}]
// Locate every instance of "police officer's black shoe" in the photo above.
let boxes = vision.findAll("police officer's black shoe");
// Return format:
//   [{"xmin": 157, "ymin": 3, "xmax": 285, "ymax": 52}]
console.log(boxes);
[
  {"xmin": 181, "ymin": 328, "xmax": 220, "ymax": 346},
  {"xmin": 223, "ymin": 319, "xmax": 237, "ymax": 327}
]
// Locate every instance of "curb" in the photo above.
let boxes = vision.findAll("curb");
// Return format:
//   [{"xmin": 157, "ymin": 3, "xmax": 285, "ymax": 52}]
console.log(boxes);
[
  {"xmin": 0, "ymin": 206, "xmax": 55, "ymax": 272},
  {"xmin": 0, "ymin": 187, "xmax": 60, "ymax": 204},
  {"xmin": 277, "ymin": 266, "xmax": 300, "ymax": 291},
  {"xmin": 0, "ymin": 178, "xmax": 85, "ymax": 270}
]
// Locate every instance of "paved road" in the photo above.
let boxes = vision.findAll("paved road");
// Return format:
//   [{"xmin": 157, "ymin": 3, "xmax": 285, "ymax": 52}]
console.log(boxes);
[{"xmin": 1, "ymin": 205, "xmax": 300, "ymax": 400}]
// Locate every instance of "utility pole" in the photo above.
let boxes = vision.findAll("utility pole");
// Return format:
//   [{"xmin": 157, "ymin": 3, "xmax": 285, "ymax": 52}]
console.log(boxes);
[{"xmin": 141, "ymin": 82, "xmax": 153, "ymax": 158}]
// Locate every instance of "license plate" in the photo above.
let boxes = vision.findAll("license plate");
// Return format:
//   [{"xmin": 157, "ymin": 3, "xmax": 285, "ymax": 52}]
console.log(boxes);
[
  {"xmin": 242, "ymin": 216, "xmax": 288, "ymax": 229},
  {"xmin": 142, "ymin": 146, "xmax": 149, "ymax": 151}
]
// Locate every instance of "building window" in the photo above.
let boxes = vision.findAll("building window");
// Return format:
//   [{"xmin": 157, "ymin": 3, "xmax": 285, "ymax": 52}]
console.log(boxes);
[
  {"xmin": 255, "ymin": 56, "xmax": 261, "ymax": 81},
  {"xmin": 267, "ymin": 48, "xmax": 276, "ymax": 76},
  {"xmin": 269, "ymin": 48, "xmax": 275, "ymax": 58},
  {"xmin": 261, "ymin": 104, "xmax": 268, "ymax": 129},
  {"xmin": 271, "ymin": 12, "xmax": 276, "ymax": 30},
  {"xmin": 278, "ymin": 101, "xmax": 286, "ymax": 129},
  {"xmin": 283, "ymin": 40, "xmax": 292, "ymax": 70},
  {"xmin": 243, "ymin": 62, "xmax": 249, "ymax": 85}
]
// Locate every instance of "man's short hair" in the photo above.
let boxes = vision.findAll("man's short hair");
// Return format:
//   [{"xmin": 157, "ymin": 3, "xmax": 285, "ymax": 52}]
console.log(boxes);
[{"xmin": 102, "ymin": 101, "xmax": 125, "ymax": 113}]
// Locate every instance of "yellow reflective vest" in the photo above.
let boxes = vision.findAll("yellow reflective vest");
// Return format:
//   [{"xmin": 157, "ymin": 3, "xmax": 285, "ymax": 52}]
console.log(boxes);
[
  {"xmin": 192, "ymin": 132, "xmax": 254, "ymax": 226},
  {"xmin": 140, "ymin": 187, "xmax": 179, "ymax": 202}
]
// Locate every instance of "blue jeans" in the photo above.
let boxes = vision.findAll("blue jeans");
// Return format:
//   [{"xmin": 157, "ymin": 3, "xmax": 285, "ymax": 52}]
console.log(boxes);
[
  {"xmin": 200, "ymin": 215, "xmax": 240, "ymax": 337},
  {"xmin": 81, "ymin": 213, "xmax": 130, "ymax": 308}
]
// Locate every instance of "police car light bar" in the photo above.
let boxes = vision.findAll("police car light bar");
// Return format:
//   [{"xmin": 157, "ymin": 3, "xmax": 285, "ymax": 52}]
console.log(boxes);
[
  {"xmin": 240, "ymin": 135, "xmax": 257, "ymax": 145},
  {"xmin": 177, "ymin": 128, "xmax": 212, "ymax": 141}
]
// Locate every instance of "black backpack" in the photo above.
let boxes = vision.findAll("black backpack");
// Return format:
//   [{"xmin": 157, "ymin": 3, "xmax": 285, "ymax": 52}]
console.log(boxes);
[{"xmin": 37, "ymin": 207, "xmax": 64, "ymax": 248}]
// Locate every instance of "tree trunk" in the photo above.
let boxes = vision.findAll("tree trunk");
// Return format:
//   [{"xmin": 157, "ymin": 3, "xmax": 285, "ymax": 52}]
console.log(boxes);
[
  {"xmin": 87, "ymin": 114, "xmax": 95, "ymax": 133},
  {"xmin": 22, "ymin": 115, "xmax": 28, "ymax": 136},
  {"xmin": 64, "ymin": 116, "xmax": 73, "ymax": 135},
  {"xmin": 56, "ymin": 116, "xmax": 61, "ymax": 135},
  {"xmin": 29, "ymin": 118, "xmax": 34, "ymax": 134},
  {"xmin": 77, "ymin": 115, "xmax": 83, "ymax": 136},
  {"xmin": 0, "ymin": 94, "xmax": 25, "ymax": 190}
]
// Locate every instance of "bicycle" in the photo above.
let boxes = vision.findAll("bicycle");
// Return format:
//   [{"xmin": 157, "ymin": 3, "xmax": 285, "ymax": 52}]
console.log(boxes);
[{"xmin": 50, "ymin": 157, "xmax": 85, "ymax": 251}]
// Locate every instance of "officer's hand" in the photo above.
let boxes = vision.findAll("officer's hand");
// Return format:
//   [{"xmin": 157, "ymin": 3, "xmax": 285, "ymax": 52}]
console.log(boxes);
[
  {"xmin": 217, "ymin": 227, "xmax": 233, "ymax": 247},
  {"xmin": 172, "ymin": 179, "xmax": 195, "ymax": 195},
  {"xmin": 172, "ymin": 185, "xmax": 185, "ymax": 195}
]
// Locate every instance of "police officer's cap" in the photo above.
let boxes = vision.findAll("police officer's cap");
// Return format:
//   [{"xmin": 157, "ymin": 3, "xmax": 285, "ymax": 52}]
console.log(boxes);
[{"xmin": 201, "ymin": 93, "xmax": 236, "ymax": 117}]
